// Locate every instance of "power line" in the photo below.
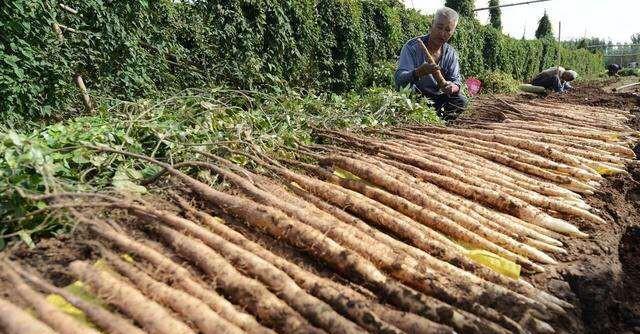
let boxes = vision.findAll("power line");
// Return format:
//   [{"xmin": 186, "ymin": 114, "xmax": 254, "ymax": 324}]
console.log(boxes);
[
  {"xmin": 474, "ymin": 0, "xmax": 551, "ymax": 12},
  {"xmin": 586, "ymin": 44, "xmax": 640, "ymax": 49},
  {"xmin": 604, "ymin": 53, "xmax": 640, "ymax": 57}
]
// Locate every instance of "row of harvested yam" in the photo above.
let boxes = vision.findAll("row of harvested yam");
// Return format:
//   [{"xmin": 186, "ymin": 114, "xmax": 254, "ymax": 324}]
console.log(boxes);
[
  {"xmin": 5, "ymin": 145, "xmax": 574, "ymax": 334},
  {"xmin": 79, "ymin": 147, "xmax": 576, "ymax": 332},
  {"xmin": 458, "ymin": 99, "xmax": 637, "ymax": 177},
  {"xmin": 470, "ymin": 98, "xmax": 638, "ymax": 137},
  {"xmin": 2, "ymin": 206, "xmax": 460, "ymax": 334},
  {"xmin": 1, "ymin": 196, "xmax": 534, "ymax": 334},
  {"xmin": 318, "ymin": 115, "xmax": 636, "ymax": 235},
  {"xmin": 306, "ymin": 129, "xmax": 593, "ymax": 268}
]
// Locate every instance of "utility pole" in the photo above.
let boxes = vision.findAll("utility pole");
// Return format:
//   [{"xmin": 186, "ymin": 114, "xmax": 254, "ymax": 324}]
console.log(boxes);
[{"xmin": 557, "ymin": 21, "xmax": 561, "ymax": 72}]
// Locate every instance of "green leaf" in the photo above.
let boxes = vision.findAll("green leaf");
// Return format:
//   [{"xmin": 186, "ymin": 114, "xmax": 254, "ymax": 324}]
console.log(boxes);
[
  {"xmin": 125, "ymin": 167, "xmax": 144, "ymax": 180},
  {"xmin": 7, "ymin": 131, "xmax": 23, "ymax": 146},
  {"xmin": 90, "ymin": 154, "xmax": 108, "ymax": 167},
  {"xmin": 113, "ymin": 179, "xmax": 148, "ymax": 194},
  {"xmin": 113, "ymin": 167, "xmax": 147, "ymax": 194},
  {"xmin": 71, "ymin": 148, "xmax": 90, "ymax": 164}
]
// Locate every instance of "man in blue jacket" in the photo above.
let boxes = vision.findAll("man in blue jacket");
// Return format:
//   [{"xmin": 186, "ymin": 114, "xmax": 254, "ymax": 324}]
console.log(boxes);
[
  {"xmin": 395, "ymin": 7, "xmax": 467, "ymax": 122},
  {"xmin": 531, "ymin": 66, "xmax": 577, "ymax": 93}
]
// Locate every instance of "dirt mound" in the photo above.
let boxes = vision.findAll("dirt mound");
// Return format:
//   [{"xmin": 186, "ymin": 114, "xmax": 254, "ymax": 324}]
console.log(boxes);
[{"xmin": 516, "ymin": 80, "xmax": 640, "ymax": 111}]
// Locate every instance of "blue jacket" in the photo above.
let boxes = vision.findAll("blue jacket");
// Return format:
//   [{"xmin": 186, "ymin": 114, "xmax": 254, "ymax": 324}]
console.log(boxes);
[{"xmin": 394, "ymin": 34, "xmax": 463, "ymax": 96}]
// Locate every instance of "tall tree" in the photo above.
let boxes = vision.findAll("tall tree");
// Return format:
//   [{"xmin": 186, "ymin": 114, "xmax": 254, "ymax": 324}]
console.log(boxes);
[
  {"xmin": 535, "ymin": 11, "xmax": 553, "ymax": 39},
  {"xmin": 488, "ymin": 0, "xmax": 501, "ymax": 30},
  {"xmin": 444, "ymin": 0, "xmax": 475, "ymax": 18},
  {"xmin": 631, "ymin": 33, "xmax": 640, "ymax": 44}
]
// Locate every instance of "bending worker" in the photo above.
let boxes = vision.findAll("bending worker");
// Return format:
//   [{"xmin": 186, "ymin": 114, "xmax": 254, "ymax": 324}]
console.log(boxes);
[
  {"xmin": 395, "ymin": 7, "xmax": 468, "ymax": 122},
  {"xmin": 607, "ymin": 63, "xmax": 621, "ymax": 77},
  {"xmin": 531, "ymin": 66, "xmax": 578, "ymax": 93}
]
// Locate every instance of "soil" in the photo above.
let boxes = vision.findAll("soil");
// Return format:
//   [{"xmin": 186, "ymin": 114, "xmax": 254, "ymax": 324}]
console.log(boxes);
[
  {"xmin": 543, "ymin": 84, "xmax": 640, "ymax": 111},
  {"xmin": 0, "ymin": 228, "xmax": 98, "ymax": 308},
  {"xmin": 2, "ymin": 81, "xmax": 639, "ymax": 334}
]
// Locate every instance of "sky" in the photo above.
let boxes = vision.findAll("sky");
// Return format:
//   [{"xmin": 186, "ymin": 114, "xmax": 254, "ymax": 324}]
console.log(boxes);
[{"xmin": 402, "ymin": 0, "xmax": 640, "ymax": 43}]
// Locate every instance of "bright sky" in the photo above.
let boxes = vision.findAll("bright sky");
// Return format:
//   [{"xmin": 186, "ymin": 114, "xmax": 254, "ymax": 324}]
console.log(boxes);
[{"xmin": 403, "ymin": 0, "xmax": 640, "ymax": 43}]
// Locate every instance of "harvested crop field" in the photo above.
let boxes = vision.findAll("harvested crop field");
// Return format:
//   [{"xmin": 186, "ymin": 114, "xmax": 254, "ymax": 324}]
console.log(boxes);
[{"xmin": 1, "ymin": 84, "xmax": 639, "ymax": 334}]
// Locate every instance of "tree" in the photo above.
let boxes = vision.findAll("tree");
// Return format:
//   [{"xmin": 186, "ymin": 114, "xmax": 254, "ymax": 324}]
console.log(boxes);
[
  {"xmin": 488, "ymin": 0, "xmax": 501, "ymax": 30},
  {"xmin": 444, "ymin": 0, "xmax": 475, "ymax": 18},
  {"xmin": 535, "ymin": 11, "xmax": 553, "ymax": 39},
  {"xmin": 631, "ymin": 33, "xmax": 640, "ymax": 44}
]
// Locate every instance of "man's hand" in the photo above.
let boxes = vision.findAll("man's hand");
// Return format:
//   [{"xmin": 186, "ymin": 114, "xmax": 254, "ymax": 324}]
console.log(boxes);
[
  {"xmin": 415, "ymin": 62, "xmax": 441, "ymax": 77},
  {"xmin": 442, "ymin": 81, "xmax": 460, "ymax": 95}
]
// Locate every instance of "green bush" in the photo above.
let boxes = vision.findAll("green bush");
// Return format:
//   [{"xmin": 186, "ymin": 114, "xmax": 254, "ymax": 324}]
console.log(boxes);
[
  {"xmin": 535, "ymin": 12, "xmax": 553, "ymax": 39},
  {"xmin": 1, "ymin": 0, "xmax": 603, "ymax": 127},
  {"xmin": 478, "ymin": 70, "xmax": 521, "ymax": 94},
  {"xmin": 444, "ymin": 0, "xmax": 475, "ymax": 18}
]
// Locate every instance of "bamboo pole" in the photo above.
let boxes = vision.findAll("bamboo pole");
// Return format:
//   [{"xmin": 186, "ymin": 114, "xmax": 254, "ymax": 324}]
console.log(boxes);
[
  {"xmin": 58, "ymin": 24, "xmax": 80, "ymax": 34},
  {"xmin": 52, "ymin": 12, "xmax": 94, "ymax": 113}
]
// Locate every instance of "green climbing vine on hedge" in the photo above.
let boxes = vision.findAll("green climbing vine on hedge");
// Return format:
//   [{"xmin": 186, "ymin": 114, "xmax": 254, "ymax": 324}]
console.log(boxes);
[{"xmin": 1, "ymin": 0, "xmax": 603, "ymax": 127}]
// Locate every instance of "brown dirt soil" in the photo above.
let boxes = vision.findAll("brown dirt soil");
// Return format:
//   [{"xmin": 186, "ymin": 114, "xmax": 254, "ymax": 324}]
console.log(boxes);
[
  {"xmin": 0, "ymin": 228, "xmax": 97, "ymax": 308},
  {"xmin": 514, "ymin": 79, "xmax": 640, "ymax": 111}
]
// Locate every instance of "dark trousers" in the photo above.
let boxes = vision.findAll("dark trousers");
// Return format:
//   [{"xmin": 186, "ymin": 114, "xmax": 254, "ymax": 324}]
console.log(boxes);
[{"xmin": 427, "ymin": 93, "xmax": 468, "ymax": 122}]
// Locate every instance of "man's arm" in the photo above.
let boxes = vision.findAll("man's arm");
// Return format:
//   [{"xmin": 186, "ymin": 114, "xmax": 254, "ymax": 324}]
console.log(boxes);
[
  {"xmin": 448, "ymin": 49, "xmax": 463, "ymax": 91},
  {"xmin": 440, "ymin": 48, "xmax": 462, "ymax": 95},
  {"xmin": 563, "ymin": 81, "xmax": 573, "ymax": 91},
  {"xmin": 552, "ymin": 76, "xmax": 564, "ymax": 92},
  {"xmin": 395, "ymin": 43, "xmax": 416, "ymax": 89}
]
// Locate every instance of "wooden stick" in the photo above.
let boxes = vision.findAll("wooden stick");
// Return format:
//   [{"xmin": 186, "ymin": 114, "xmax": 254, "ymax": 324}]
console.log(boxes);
[
  {"xmin": 75, "ymin": 74, "xmax": 93, "ymax": 113},
  {"xmin": 59, "ymin": 24, "xmax": 80, "ymax": 34},
  {"xmin": 52, "ymin": 23, "xmax": 64, "ymax": 42},
  {"xmin": 52, "ymin": 19, "xmax": 92, "ymax": 114},
  {"xmin": 59, "ymin": 3, "xmax": 78, "ymax": 14},
  {"xmin": 415, "ymin": 37, "xmax": 447, "ymax": 89},
  {"xmin": 613, "ymin": 82, "xmax": 640, "ymax": 92}
]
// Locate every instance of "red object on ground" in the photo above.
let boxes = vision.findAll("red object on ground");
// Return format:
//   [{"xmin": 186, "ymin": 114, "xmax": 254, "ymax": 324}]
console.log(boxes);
[{"xmin": 466, "ymin": 77, "xmax": 482, "ymax": 96}]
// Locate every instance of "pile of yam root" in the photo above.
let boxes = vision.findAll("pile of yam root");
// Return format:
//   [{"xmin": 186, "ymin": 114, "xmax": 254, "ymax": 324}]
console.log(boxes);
[{"xmin": 2, "ymin": 100, "xmax": 638, "ymax": 334}]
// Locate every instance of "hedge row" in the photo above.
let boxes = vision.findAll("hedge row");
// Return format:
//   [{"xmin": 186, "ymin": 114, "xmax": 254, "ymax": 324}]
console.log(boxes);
[
  {"xmin": 454, "ymin": 19, "xmax": 603, "ymax": 81},
  {"xmin": 1, "ymin": 0, "xmax": 602, "ymax": 126}
]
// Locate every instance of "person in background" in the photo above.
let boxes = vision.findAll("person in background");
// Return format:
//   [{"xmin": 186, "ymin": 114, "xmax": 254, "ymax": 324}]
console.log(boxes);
[
  {"xmin": 607, "ymin": 63, "xmax": 622, "ymax": 77},
  {"xmin": 394, "ymin": 7, "xmax": 467, "ymax": 122},
  {"xmin": 530, "ymin": 67, "xmax": 577, "ymax": 93}
]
